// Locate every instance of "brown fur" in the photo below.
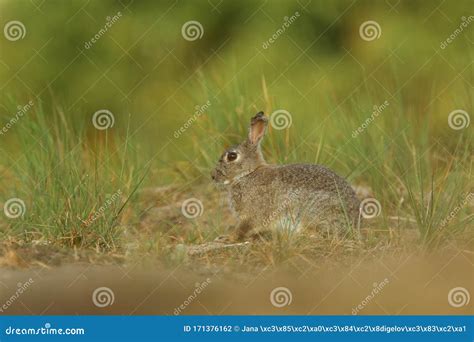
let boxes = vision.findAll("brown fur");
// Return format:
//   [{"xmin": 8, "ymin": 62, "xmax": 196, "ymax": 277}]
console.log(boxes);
[{"xmin": 211, "ymin": 112, "xmax": 360, "ymax": 240}]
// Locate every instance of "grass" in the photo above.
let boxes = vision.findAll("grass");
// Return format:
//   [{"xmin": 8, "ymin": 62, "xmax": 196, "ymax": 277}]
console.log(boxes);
[
  {"xmin": 0, "ymin": 101, "xmax": 144, "ymax": 250},
  {"xmin": 0, "ymin": 69, "xmax": 472, "ymax": 269}
]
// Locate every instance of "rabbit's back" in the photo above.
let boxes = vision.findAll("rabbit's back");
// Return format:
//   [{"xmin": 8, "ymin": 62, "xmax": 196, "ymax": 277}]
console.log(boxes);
[{"xmin": 230, "ymin": 164, "xmax": 360, "ymax": 230}]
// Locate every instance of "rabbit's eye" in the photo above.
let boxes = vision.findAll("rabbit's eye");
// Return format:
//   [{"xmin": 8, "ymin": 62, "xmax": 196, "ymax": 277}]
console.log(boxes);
[{"xmin": 227, "ymin": 151, "xmax": 238, "ymax": 162}]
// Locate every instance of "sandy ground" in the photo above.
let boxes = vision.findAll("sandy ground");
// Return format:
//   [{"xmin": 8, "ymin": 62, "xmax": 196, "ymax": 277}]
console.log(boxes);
[{"xmin": 0, "ymin": 247, "xmax": 472, "ymax": 316}]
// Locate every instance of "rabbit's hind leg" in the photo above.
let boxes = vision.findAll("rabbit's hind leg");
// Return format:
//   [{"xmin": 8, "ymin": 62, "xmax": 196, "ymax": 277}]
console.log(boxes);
[{"xmin": 214, "ymin": 219, "xmax": 254, "ymax": 243}]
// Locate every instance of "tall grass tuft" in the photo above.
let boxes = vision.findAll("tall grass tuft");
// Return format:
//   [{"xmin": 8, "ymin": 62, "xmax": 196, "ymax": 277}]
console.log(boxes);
[{"xmin": 0, "ymin": 101, "xmax": 142, "ymax": 250}]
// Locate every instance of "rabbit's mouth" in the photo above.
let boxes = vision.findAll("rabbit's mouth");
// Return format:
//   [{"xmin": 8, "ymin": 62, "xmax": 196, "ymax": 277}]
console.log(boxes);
[
  {"xmin": 212, "ymin": 168, "xmax": 254, "ymax": 186},
  {"xmin": 211, "ymin": 169, "xmax": 229, "ymax": 185}
]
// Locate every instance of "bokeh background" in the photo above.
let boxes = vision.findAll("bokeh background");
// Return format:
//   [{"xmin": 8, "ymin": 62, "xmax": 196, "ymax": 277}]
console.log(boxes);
[{"xmin": 1, "ymin": 0, "xmax": 471, "ymax": 166}]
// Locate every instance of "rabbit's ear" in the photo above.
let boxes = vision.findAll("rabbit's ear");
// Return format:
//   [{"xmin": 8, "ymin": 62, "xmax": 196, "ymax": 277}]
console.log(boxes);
[{"xmin": 248, "ymin": 111, "xmax": 268, "ymax": 145}]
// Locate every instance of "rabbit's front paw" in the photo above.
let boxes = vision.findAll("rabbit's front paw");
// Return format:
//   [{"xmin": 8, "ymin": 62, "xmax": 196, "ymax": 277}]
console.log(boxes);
[{"xmin": 214, "ymin": 234, "xmax": 237, "ymax": 244}]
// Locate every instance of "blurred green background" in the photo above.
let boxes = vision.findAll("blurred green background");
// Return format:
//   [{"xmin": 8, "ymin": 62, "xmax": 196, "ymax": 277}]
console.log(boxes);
[{"xmin": 1, "ymin": 1, "xmax": 471, "ymax": 162}]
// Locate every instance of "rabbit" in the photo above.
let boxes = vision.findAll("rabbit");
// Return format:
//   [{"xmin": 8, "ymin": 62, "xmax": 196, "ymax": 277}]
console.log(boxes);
[{"xmin": 211, "ymin": 111, "xmax": 360, "ymax": 241}]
